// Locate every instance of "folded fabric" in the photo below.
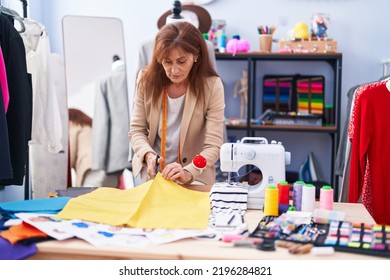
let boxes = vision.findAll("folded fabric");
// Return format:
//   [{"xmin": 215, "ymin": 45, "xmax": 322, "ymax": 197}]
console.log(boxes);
[
  {"xmin": 0, "ymin": 222, "xmax": 48, "ymax": 244},
  {"xmin": 0, "ymin": 236, "xmax": 37, "ymax": 260},
  {"xmin": 0, "ymin": 197, "xmax": 71, "ymax": 219},
  {"xmin": 56, "ymin": 173, "xmax": 210, "ymax": 229},
  {"xmin": 209, "ymin": 182, "xmax": 248, "ymax": 213}
]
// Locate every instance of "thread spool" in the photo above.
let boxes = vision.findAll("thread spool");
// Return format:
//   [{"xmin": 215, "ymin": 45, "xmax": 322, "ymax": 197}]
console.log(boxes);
[
  {"xmin": 222, "ymin": 234, "xmax": 244, "ymax": 243},
  {"xmin": 292, "ymin": 180, "xmax": 304, "ymax": 211},
  {"xmin": 264, "ymin": 185, "xmax": 279, "ymax": 216},
  {"xmin": 217, "ymin": 33, "xmax": 227, "ymax": 52},
  {"xmin": 320, "ymin": 185, "xmax": 334, "ymax": 210},
  {"xmin": 301, "ymin": 184, "xmax": 316, "ymax": 212},
  {"xmin": 278, "ymin": 204, "xmax": 295, "ymax": 214},
  {"xmin": 278, "ymin": 181, "xmax": 290, "ymax": 205}
]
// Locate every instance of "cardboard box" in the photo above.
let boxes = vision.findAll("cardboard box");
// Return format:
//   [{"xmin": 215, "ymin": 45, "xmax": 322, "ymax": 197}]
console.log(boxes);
[{"xmin": 279, "ymin": 39, "xmax": 337, "ymax": 53}]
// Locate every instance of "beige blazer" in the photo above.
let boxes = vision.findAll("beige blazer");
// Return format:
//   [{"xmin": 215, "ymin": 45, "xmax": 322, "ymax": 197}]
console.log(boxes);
[{"xmin": 129, "ymin": 75, "xmax": 225, "ymax": 185}]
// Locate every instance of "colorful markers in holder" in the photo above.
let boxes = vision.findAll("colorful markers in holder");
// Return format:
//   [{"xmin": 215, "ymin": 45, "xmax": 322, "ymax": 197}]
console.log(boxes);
[
  {"xmin": 348, "ymin": 222, "xmax": 373, "ymax": 249},
  {"xmin": 372, "ymin": 224, "xmax": 390, "ymax": 250},
  {"xmin": 324, "ymin": 221, "xmax": 352, "ymax": 246}
]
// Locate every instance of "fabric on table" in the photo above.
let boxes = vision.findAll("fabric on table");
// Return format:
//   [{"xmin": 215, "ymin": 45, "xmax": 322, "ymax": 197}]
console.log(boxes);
[
  {"xmin": 0, "ymin": 222, "xmax": 48, "ymax": 244},
  {"xmin": 0, "ymin": 236, "xmax": 37, "ymax": 260},
  {"xmin": 56, "ymin": 173, "xmax": 210, "ymax": 229},
  {"xmin": 0, "ymin": 197, "xmax": 71, "ymax": 219},
  {"xmin": 209, "ymin": 182, "xmax": 248, "ymax": 213}
]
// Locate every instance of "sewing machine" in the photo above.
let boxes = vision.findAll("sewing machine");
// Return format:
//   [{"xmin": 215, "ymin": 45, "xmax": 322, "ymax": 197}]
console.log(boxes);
[{"xmin": 219, "ymin": 137, "xmax": 291, "ymax": 209}]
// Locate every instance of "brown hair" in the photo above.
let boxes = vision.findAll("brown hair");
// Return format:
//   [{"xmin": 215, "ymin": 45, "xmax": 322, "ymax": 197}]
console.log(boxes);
[
  {"xmin": 68, "ymin": 108, "xmax": 92, "ymax": 127},
  {"xmin": 138, "ymin": 21, "xmax": 218, "ymax": 107}
]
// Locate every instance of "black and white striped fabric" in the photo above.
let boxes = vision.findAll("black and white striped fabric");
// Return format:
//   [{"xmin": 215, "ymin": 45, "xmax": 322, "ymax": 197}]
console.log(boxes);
[{"xmin": 209, "ymin": 182, "xmax": 249, "ymax": 213}]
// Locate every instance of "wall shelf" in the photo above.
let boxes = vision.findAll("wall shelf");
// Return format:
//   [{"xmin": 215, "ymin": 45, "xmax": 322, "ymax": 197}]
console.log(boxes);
[{"xmin": 216, "ymin": 52, "xmax": 343, "ymax": 198}]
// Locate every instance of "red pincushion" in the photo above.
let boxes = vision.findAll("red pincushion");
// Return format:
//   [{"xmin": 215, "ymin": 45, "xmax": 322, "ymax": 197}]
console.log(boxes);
[{"xmin": 192, "ymin": 155, "xmax": 207, "ymax": 169}]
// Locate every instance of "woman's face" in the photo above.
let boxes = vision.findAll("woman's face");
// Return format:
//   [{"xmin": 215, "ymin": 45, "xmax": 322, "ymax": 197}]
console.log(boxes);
[{"xmin": 161, "ymin": 48, "xmax": 197, "ymax": 85}]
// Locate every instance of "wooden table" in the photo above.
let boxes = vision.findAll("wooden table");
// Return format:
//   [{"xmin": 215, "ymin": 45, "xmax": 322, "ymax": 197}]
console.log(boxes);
[{"xmin": 29, "ymin": 201, "xmax": 384, "ymax": 260}]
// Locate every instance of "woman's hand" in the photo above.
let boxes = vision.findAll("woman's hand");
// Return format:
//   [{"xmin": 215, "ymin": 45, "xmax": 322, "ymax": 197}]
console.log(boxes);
[
  {"xmin": 145, "ymin": 152, "xmax": 160, "ymax": 181},
  {"xmin": 161, "ymin": 161, "xmax": 193, "ymax": 184}
]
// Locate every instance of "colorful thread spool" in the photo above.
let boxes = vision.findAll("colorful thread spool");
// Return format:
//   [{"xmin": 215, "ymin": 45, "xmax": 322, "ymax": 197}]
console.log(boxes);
[
  {"xmin": 217, "ymin": 33, "xmax": 227, "ymax": 52},
  {"xmin": 278, "ymin": 204, "xmax": 295, "ymax": 214},
  {"xmin": 292, "ymin": 180, "xmax": 304, "ymax": 211},
  {"xmin": 301, "ymin": 184, "xmax": 316, "ymax": 212},
  {"xmin": 264, "ymin": 185, "xmax": 279, "ymax": 216},
  {"xmin": 278, "ymin": 181, "xmax": 290, "ymax": 205},
  {"xmin": 320, "ymin": 185, "xmax": 334, "ymax": 210}
]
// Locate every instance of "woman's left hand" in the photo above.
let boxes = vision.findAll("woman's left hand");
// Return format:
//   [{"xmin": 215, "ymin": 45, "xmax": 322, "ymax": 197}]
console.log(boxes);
[{"xmin": 161, "ymin": 162, "xmax": 192, "ymax": 184}]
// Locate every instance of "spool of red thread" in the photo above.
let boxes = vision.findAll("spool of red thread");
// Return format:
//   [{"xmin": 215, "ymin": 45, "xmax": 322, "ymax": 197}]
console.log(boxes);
[{"xmin": 278, "ymin": 181, "xmax": 290, "ymax": 205}]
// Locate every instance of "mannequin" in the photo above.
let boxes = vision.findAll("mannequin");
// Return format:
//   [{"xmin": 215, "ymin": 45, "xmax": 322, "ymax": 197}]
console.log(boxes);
[
  {"xmin": 233, "ymin": 69, "xmax": 248, "ymax": 120},
  {"xmin": 136, "ymin": 1, "xmax": 216, "ymax": 72},
  {"xmin": 111, "ymin": 54, "xmax": 125, "ymax": 72}
]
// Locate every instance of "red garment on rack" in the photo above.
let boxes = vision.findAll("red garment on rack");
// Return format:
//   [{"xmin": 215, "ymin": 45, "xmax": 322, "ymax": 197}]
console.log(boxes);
[{"xmin": 348, "ymin": 80, "xmax": 390, "ymax": 224}]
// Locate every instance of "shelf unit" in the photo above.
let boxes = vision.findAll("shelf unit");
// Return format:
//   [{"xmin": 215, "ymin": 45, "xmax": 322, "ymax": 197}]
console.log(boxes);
[{"xmin": 216, "ymin": 52, "xmax": 342, "ymax": 198}]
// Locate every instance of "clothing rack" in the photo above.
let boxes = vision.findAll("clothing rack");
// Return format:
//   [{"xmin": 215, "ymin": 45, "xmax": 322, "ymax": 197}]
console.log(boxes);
[
  {"xmin": 20, "ymin": 0, "xmax": 27, "ymax": 18},
  {"xmin": 0, "ymin": 0, "xmax": 27, "ymax": 17},
  {"xmin": 19, "ymin": 0, "xmax": 29, "ymax": 199},
  {"xmin": 0, "ymin": 0, "xmax": 31, "ymax": 199}
]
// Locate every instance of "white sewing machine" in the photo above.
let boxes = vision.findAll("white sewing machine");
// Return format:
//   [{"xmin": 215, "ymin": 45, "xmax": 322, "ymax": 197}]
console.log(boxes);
[{"xmin": 219, "ymin": 137, "xmax": 291, "ymax": 209}]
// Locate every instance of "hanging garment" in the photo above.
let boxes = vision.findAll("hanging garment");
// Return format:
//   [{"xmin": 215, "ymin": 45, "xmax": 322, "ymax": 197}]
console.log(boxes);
[
  {"xmin": 0, "ymin": 86, "xmax": 12, "ymax": 181},
  {"xmin": 29, "ymin": 53, "xmax": 68, "ymax": 198},
  {"xmin": 348, "ymin": 80, "xmax": 390, "ymax": 224},
  {"xmin": 335, "ymin": 84, "xmax": 361, "ymax": 178},
  {"xmin": 0, "ymin": 14, "xmax": 32, "ymax": 186},
  {"xmin": 0, "ymin": 46, "xmax": 9, "ymax": 112},
  {"xmin": 336, "ymin": 85, "xmax": 360, "ymax": 202},
  {"xmin": 92, "ymin": 66, "xmax": 131, "ymax": 174},
  {"xmin": 21, "ymin": 18, "xmax": 63, "ymax": 153},
  {"xmin": 20, "ymin": 19, "xmax": 67, "ymax": 198}
]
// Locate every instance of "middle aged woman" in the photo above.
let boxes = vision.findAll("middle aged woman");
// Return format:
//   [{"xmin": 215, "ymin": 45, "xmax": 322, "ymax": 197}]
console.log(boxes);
[{"xmin": 129, "ymin": 21, "xmax": 225, "ymax": 186}]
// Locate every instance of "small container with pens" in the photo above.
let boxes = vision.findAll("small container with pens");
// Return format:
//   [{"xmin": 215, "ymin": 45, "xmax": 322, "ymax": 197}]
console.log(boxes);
[{"xmin": 258, "ymin": 25, "xmax": 276, "ymax": 52}]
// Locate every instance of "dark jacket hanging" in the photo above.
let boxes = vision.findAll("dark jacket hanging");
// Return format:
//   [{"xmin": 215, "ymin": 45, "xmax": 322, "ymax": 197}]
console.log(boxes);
[
  {"xmin": 0, "ymin": 14, "xmax": 32, "ymax": 186},
  {"xmin": 0, "ymin": 86, "xmax": 13, "ymax": 180}
]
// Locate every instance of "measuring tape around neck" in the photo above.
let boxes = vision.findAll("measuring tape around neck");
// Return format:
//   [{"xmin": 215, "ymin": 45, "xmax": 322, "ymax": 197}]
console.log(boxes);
[{"xmin": 159, "ymin": 88, "xmax": 181, "ymax": 171}]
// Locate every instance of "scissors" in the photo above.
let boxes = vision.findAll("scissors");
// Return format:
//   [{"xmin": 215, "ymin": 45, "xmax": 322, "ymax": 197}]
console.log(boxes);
[
  {"xmin": 309, "ymin": 227, "xmax": 326, "ymax": 235},
  {"xmin": 154, "ymin": 155, "xmax": 160, "ymax": 174},
  {"xmin": 308, "ymin": 227, "xmax": 326, "ymax": 241}
]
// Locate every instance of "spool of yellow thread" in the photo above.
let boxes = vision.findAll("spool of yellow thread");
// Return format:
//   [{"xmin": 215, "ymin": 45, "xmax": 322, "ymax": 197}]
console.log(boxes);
[{"xmin": 264, "ymin": 185, "xmax": 279, "ymax": 216}]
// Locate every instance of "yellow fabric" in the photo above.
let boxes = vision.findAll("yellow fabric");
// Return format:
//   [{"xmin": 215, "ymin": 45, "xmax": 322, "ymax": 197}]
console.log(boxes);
[{"xmin": 56, "ymin": 173, "xmax": 210, "ymax": 229}]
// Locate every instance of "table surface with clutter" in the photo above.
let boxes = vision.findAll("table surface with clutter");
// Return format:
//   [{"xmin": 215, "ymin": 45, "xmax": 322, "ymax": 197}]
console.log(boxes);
[
  {"xmin": 2, "ymin": 138, "xmax": 389, "ymax": 260},
  {"xmin": 28, "ymin": 193, "xmax": 381, "ymax": 260}
]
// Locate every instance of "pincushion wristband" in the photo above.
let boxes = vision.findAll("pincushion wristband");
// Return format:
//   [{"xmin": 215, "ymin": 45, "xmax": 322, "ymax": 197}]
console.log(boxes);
[{"xmin": 192, "ymin": 154, "xmax": 207, "ymax": 173}]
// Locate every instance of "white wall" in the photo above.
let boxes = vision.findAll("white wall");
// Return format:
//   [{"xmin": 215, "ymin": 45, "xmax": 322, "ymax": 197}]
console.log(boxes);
[{"xmin": 27, "ymin": 0, "xmax": 390, "ymax": 132}]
